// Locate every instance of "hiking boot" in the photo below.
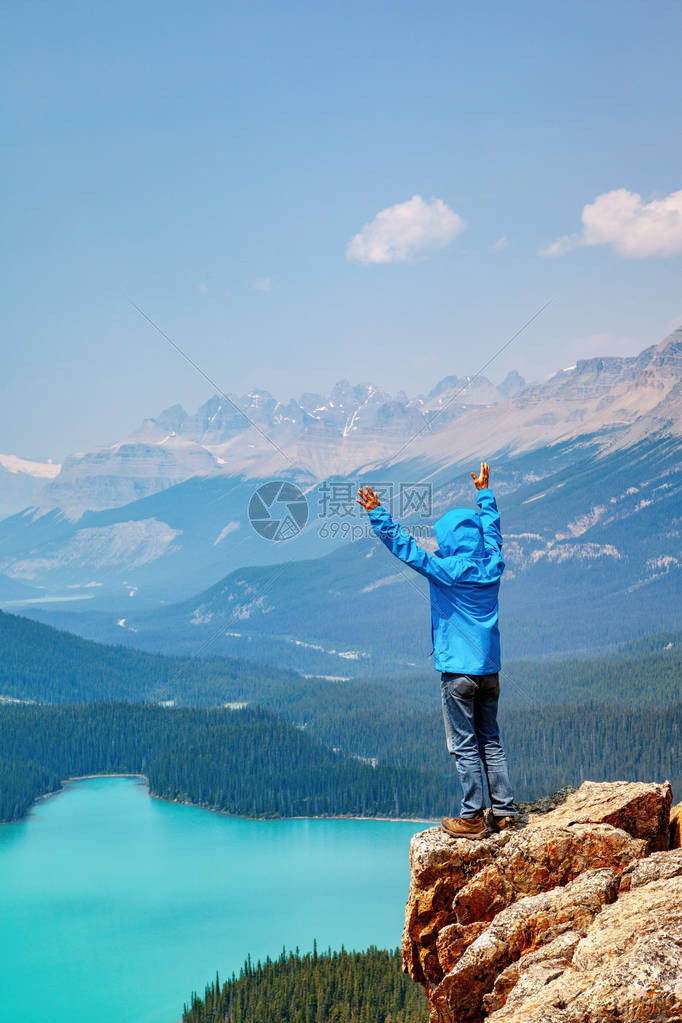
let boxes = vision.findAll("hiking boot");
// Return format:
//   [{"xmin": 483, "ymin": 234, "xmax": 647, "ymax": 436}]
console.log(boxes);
[{"xmin": 441, "ymin": 814, "xmax": 488, "ymax": 840}]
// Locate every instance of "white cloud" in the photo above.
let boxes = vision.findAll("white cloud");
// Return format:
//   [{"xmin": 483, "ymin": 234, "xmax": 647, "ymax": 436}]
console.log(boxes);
[
  {"xmin": 251, "ymin": 277, "xmax": 272, "ymax": 292},
  {"xmin": 542, "ymin": 188, "xmax": 682, "ymax": 258},
  {"xmin": 493, "ymin": 235, "xmax": 509, "ymax": 250},
  {"xmin": 540, "ymin": 233, "xmax": 580, "ymax": 257},
  {"xmin": 346, "ymin": 195, "xmax": 465, "ymax": 264}
]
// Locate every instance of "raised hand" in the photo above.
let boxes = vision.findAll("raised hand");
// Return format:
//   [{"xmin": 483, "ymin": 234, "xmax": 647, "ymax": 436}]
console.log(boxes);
[
  {"xmin": 356, "ymin": 485, "xmax": 381, "ymax": 511},
  {"xmin": 471, "ymin": 461, "xmax": 490, "ymax": 490}
]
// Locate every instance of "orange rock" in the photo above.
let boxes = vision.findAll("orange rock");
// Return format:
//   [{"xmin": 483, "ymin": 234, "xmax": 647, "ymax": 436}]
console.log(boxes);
[
  {"xmin": 482, "ymin": 930, "xmax": 581, "ymax": 1016},
  {"xmin": 486, "ymin": 874, "xmax": 682, "ymax": 1022},
  {"xmin": 451, "ymin": 822, "xmax": 644, "ymax": 925},
  {"xmin": 403, "ymin": 820, "xmax": 644, "ymax": 986},
  {"xmin": 402, "ymin": 828, "xmax": 500, "ymax": 984},
  {"xmin": 535, "ymin": 780, "xmax": 672, "ymax": 852},
  {"xmin": 670, "ymin": 800, "xmax": 682, "ymax": 848},
  {"xmin": 432, "ymin": 868, "xmax": 620, "ymax": 1022},
  {"xmin": 402, "ymin": 780, "xmax": 678, "ymax": 1022},
  {"xmin": 620, "ymin": 846, "xmax": 682, "ymax": 891},
  {"xmin": 435, "ymin": 921, "xmax": 488, "ymax": 973}
]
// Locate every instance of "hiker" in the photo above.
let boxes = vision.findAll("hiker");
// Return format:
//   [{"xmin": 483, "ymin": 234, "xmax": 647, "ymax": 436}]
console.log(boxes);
[{"xmin": 356, "ymin": 462, "xmax": 516, "ymax": 839}]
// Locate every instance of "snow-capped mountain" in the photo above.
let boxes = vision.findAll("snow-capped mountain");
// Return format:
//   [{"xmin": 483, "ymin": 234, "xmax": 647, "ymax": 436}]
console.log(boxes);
[
  {"xmin": 390, "ymin": 327, "xmax": 682, "ymax": 469},
  {"xmin": 45, "ymin": 435, "xmax": 221, "ymax": 517},
  {"xmin": 34, "ymin": 372, "xmax": 526, "ymax": 516},
  {"xmin": 0, "ymin": 328, "xmax": 680, "ymax": 615},
  {"xmin": 0, "ymin": 454, "xmax": 61, "ymax": 520},
  {"xmin": 30, "ymin": 327, "xmax": 682, "ymax": 520}
]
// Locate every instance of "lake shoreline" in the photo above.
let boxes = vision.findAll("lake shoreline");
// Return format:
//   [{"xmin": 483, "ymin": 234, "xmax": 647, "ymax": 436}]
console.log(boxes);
[
  {"xmin": 2, "ymin": 769, "xmax": 420, "ymax": 1023},
  {"xmin": 24, "ymin": 773, "xmax": 440, "ymax": 825}
]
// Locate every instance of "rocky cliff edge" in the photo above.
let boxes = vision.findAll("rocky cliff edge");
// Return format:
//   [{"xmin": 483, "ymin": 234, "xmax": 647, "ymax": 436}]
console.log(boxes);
[{"xmin": 402, "ymin": 780, "xmax": 682, "ymax": 1022}]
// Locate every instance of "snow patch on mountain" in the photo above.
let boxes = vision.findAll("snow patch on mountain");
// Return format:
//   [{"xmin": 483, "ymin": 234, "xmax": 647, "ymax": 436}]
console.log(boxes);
[
  {"xmin": 0, "ymin": 454, "xmax": 61, "ymax": 479},
  {"xmin": 531, "ymin": 542, "xmax": 622, "ymax": 564},
  {"xmin": 361, "ymin": 570, "xmax": 411, "ymax": 593},
  {"xmin": 232, "ymin": 596, "xmax": 273, "ymax": 619},
  {"xmin": 556, "ymin": 504, "xmax": 609, "ymax": 539},
  {"xmin": 644, "ymin": 554, "xmax": 680, "ymax": 578},
  {"xmin": 2, "ymin": 519, "xmax": 181, "ymax": 580},
  {"xmin": 282, "ymin": 636, "xmax": 369, "ymax": 660},
  {"xmin": 214, "ymin": 522, "xmax": 240, "ymax": 545}
]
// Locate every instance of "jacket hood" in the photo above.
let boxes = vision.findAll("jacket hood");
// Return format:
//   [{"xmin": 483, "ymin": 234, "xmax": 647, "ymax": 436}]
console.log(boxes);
[{"xmin": 434, "ymin": 508, "xmax": 485, "ymax": 558}]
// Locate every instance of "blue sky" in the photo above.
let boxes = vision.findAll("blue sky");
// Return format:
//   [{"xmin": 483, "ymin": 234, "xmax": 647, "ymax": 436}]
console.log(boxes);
[{"xmin": 3, "ymin": 0, "xmax": 682, "ymax": 459}]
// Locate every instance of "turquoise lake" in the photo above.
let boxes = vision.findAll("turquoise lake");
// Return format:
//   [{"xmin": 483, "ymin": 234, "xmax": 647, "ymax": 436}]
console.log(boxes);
[{"xmin": 0, "ymin": 776, "xmax": 427, "ymax": 1023}]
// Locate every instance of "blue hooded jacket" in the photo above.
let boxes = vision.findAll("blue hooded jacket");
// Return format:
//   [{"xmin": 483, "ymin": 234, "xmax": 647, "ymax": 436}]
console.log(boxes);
[{"xmin": 367, "ymin": 488, "xmax": 504, "ymax": 674}]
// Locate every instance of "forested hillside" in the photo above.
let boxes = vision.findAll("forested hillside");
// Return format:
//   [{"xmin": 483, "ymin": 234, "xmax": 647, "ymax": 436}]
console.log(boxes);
[
  {"xmin": 0, "ymin": 609, "xmax": 301, "ymax": 704},
  {"xmin": 0, "ymin": 703, "xmax": 437, "ymax": 823},
  {"xmin": 182, "ymin": 946, "xmax": 427, "ymax": 1023},
  {"xmin": 1, "ymin": 608, "xmax": 679, "ymax": 711},
  {"xmin": 1, "ymin": 699, "xmax": 679, "ymax": 824},
  {"xmin": 0, "ymin": 611, "xmax": 679, "ymax": 823}
]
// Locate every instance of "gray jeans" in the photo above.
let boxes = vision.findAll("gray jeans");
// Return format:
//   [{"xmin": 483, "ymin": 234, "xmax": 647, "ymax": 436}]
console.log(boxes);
[{"xmin": 440, "ymin": 672, "xmax": 516, "ymax": 818}]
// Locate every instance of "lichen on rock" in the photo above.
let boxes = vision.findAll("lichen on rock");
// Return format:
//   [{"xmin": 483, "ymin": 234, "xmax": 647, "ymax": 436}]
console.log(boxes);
[{"xmin": 402, "ymin": 779, "xmax": 680, "ymax": 1022}]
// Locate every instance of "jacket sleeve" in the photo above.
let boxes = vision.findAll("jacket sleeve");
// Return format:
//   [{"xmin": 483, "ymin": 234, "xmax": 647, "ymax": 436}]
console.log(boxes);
[
  {"xmin": 476, "ymin": 488, "xmax": 503, "ymax": 554},
  {"xmin": 367, "ymin": 505, "xmax": 461, "ymax": 586}
]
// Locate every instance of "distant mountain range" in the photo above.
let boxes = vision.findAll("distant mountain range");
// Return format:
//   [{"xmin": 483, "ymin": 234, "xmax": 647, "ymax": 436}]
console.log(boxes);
[
  {"xmin": 8, "ymin": 326, "xmax": 679, "ymax": 522},
  {"xmin": 0, "ymin": 453, "xmax": 61, "ymax": 521},
  {"xmin": 1, "ymin": 327, "xmax": 680, "ymax": 667},
  {"xmin": 10, "ymin": 370, "xmax": 526, "ymax": 519},
  {"xmin": 24, "ymin": 432, "xmax": 681, "ymax": 673}
]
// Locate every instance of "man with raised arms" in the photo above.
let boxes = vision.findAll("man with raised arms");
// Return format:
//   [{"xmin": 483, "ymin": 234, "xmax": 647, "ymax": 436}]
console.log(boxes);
[{"xmin": 356, "ymin": 462, "xmax": 517, "ymax": 839}]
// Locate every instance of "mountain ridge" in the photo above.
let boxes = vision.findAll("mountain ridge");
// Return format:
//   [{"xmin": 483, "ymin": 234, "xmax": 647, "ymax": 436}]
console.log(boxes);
[
  {"xmin": 0, "ymin": 328, "xmax": 680, "ymax": 624},
  {"xmin": 13, "ymin": 434, "xmax": 682, "ymax": 670},
  {"xmin": 13, "ymin": 326, "xmax": 680, "ymax": 520}
]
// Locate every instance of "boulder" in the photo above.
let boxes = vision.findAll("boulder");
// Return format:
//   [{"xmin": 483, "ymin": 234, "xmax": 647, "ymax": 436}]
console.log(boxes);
[
  {"xmin": 431, "ymin": 868, "xmax": 620, "ymax": 1023},
  {"xmin": 620, "ymin": 845, "xmax": 682, "ymax": 891},
  {"xmin": 486, "ymin": 875, "xmax": 682, "ymax": 1022},
  {"xmin": 534, "ymin": 780, "xmax": 672, "ymax": 852},
  {"xmin": 402, "ymin": 779, "xmax": 679, "ymax": 1022}
]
